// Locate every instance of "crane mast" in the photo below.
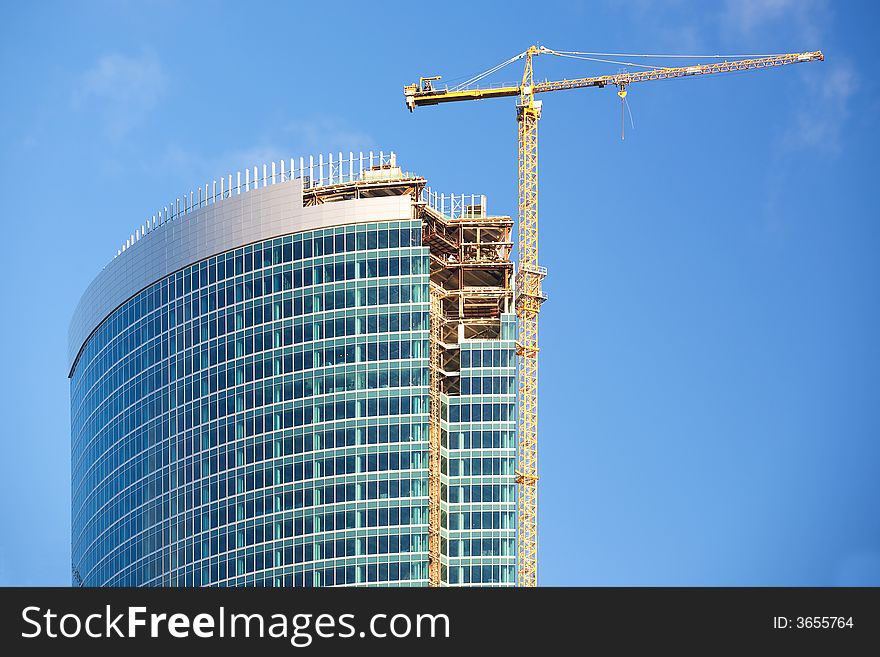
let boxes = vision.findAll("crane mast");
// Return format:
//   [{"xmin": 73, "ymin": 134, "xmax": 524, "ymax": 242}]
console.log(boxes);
[
  {"xmin": 514, "ymin": 46, "xmax": 546, "ymax": 589},
  {"xmin": 404, "ymin": 46, "xmax": 823, "ymax": 588}
]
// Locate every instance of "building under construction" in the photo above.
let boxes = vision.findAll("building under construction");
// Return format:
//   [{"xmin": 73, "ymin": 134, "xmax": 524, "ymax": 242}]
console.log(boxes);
[
  {"xmin": 69, "ymin": 152, "xmax": 516, "ymax": 586},
  {"xmin": 68, "ymin": 44, "xmax": 825, "ymax": 589}
]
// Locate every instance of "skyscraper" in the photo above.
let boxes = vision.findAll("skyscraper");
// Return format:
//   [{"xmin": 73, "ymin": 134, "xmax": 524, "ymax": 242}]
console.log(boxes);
[{"xmin": 70, "ymin": 153, "xmax": 516, "ymax": 586}]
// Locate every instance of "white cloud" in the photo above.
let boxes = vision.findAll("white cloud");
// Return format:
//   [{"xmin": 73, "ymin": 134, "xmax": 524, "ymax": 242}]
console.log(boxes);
[
  {"xmin": 722, "ymin": 0, "xmax": 829, "ymax": 45},
  {"xmin": 605, "ymin": 2, "xmax": 847, "ymax": 156},
  {"xmin": 717, "ymin": 1, "xmax": 850, "ymax": 155},
  {"xmin": 157, "ymin": 117, "xmax": 375, "ymax": 192},
  {"xmin": 74, "ymin": 50, "xmax": 166, "ymax": 140},
  {"xmin": 599, "ymin": 0, "xmax": 710, "ymax": 52},
  {"xmin": 162, "ymin": 143, "xmax": 289, "ymax": 185},
  {"xmin": 283, "ymin": 116, "xmax": 374, "ymax": 154},
  {"xmin": 780, "ymin": 61, "xmax": 856, "ymax": 153}
]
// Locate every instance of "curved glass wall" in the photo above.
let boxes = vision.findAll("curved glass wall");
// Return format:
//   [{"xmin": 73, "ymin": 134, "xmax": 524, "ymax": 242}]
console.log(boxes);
[{"xmin": 71, "ymin": 220, "xmax": 431, "ymax": 586}]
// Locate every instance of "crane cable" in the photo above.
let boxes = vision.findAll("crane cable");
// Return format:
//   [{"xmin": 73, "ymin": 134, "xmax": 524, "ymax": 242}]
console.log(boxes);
[
  {"xmin": 446, "ymin": 49, "xmax": 789, "ymax": 93},
  {"xmin": 550, "ymin": 49, "xmax": 789, "ymax": 59},
  {"xmin": 543, "ymin": 48, "xmax": 792, "ymax": 71},
  {"xmin": 543, "ymin": 48, "xmax": 666, "ymax": 71},
  {"xmin": 449, "ymin": 51, "xmax": 526, "ymax": 92},
  {"xmin": 446, "ymin": 47, "xmax": 784, "ymax": 141},
  {"xmin": 618, "ymin": 91, "xmax": 636, "ymax": 141}
]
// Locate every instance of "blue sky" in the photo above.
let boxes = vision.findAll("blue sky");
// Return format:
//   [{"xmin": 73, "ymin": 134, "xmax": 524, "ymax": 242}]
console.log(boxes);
[{"xmin": 1, "ymin": 0, "xmax": 878, "ymax": 586}]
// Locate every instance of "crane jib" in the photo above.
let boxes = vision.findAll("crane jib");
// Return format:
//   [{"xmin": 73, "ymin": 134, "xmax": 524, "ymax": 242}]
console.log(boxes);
[{"xmin": 405, "ymin": 51, "xmax": 825, "ymax": 108}]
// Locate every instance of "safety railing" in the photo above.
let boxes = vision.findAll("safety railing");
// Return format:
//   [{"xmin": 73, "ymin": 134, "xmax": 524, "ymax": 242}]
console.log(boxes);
[{"xmin": 421, "ymin": 187, "xmax": 487, "ymax": 220}]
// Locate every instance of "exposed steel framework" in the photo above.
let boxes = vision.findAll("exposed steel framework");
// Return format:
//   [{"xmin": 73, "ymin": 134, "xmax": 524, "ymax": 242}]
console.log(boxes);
[
  {"xmin": 405, "ymin": 45, "xmax": 823, "ymax": 587},
  {"xmin": 422, "ymin": 200, "xmax": 514, "ymax": 586}
]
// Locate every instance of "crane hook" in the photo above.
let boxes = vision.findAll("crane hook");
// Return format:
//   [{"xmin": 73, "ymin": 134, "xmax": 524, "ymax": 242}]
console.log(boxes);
[{"xmin": 618, "ymin": 85, "xmax": 628, "ymax": 141}]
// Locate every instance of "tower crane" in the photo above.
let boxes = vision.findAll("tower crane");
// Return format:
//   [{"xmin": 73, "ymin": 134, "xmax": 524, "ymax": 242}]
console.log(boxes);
[{"xmin": 404, "ymin": 46, "xmax": 824, "ymax": 588}]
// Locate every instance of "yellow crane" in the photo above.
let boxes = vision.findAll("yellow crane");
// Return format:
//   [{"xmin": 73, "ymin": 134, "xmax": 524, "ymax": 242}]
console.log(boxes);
[{"xmin": 404, "ymin": 46, "xmax": 824, "ymax": 588}]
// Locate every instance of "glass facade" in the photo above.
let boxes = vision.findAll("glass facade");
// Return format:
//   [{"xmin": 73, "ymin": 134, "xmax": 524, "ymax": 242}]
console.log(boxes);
[
  {"xmin": 443, "ymin": 317, "xmax": 517, "ymax": 585},
  {"xmin": 70, "ymin": 167, "xmax": 518, "ymax": 588},
  {"xmin": 72, "ymin": 221, "xmax": 437, "ymax": 586}
]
